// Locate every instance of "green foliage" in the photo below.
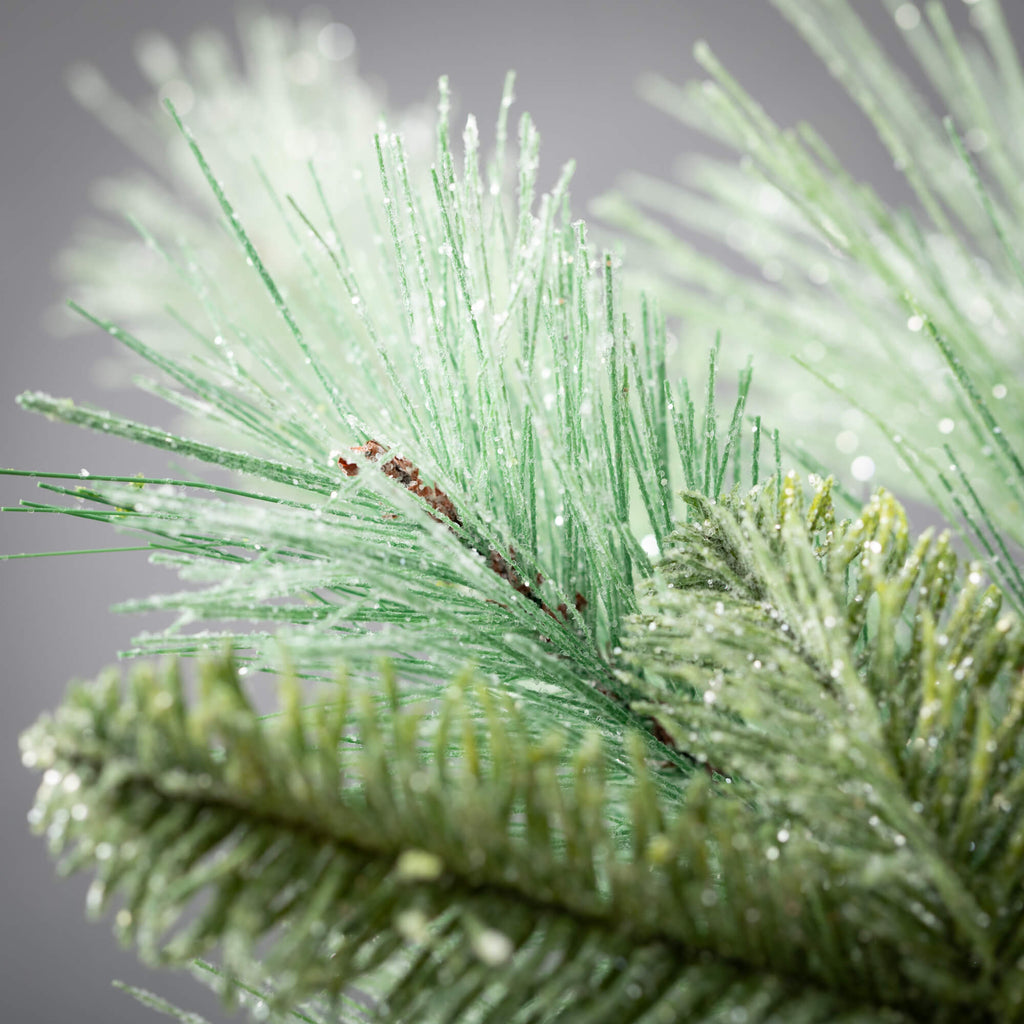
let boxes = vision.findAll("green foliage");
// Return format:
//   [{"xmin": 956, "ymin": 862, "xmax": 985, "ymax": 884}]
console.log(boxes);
[
  {"xmin": 598, "ymin": 0, "xmax": 1024, "ymax": 610},
  {"xmin": 7, "ymin": 73, "xmax": 768, "ymax": 809},
  {"xmin": 59, "ymin": 11, "xmax": 410, "ymax": 369},
  {"xmin": 17, "ymin": 655, "xmax": 868, "ymax": 1024},
  {"xmin": 620, "ymin": 474, "xmax": 1024, "ymax": 1022},
  {"xmin": 12, "ymin": 6, "xmax": 1024, "ymax": 1023},
  {"xmin": 22, "ymin": 474, "xmax": 1024, "ymax": 1022}
]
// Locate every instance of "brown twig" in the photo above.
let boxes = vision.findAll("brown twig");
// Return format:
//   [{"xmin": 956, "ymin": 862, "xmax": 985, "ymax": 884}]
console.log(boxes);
[
  {"xmin": 339, "ymin": 440, "xmax": 717, "ymax": 776},
  {"xmin": 340, "ymin": 440, "xmax": 584, "ymax": 622}
]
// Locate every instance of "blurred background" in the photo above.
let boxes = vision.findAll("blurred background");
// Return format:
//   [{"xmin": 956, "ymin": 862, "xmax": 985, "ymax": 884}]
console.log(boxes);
[{"xmin": 3, "ymin": 2, "xmax": 1021, "ymax": 1022}]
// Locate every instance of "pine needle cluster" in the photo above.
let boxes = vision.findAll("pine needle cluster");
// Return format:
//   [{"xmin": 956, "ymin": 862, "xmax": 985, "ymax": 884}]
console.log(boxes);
[
  {"xmin": 8, "ymin": 4, "xmax": 1024, "ymax": 1023},
  {"xmin": 598, "ymin": 0, "xmax": 1024, "ymax": 611},
  {"xmin": 22, "ymin": 476, "xmax": 1024, "ymax": 1022}
]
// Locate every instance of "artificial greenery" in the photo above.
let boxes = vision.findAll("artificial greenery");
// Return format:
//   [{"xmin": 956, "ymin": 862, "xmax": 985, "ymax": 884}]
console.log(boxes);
[
  {"xmin": 598, "ymin": 0, "xmax": 1024, "ymax": 611},
  {"xmin": 10, "ymin": 3, "xmax": 1024, "ymax": 1023},
  {"xmin": 22, "ymin": 476, "xmax": 1024, "ymax": 1023}
]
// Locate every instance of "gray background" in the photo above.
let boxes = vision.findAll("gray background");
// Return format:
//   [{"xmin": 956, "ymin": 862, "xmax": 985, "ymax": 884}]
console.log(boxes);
[{"xmin": 2, "ymin": 2, "xmax": 1019, "ymax": 1022}]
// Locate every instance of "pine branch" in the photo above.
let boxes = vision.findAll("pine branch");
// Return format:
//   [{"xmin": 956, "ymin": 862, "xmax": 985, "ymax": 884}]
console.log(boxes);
[
  {"xmin": 60, "ymin": 13, "xmax": 396, "ymax": 365},
  {"xmin": 598, "ymin": 0, "xmax": 1024, "ymax": 609},
  {"xmin": 11, "ymin": 650, "xmax": 971, "ymax": 1023},
  {"xmin": 23, "ymin": 469, "xmax": 1024, "ymax": 1023},
  {"xmin": 12, "ymin": 9, "xmax": 1024, "ymax": 1023},
  {"xmin": 7, "ymin": 62, "xmax": 775, "ymax": 814},
  {"xmin": 621, "ymin": 473, "xmax": 1024, "ymax": 1020}
]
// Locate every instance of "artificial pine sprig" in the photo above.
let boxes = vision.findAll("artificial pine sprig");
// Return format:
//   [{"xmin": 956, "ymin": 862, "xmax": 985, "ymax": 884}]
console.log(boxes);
[
  {"xmin": 58, "ymin": 11, "xmax": 422, "ymax": 372},
  {"xmin": 7, "ymin": 72, "xmax": 769, "ymax": 814},
  {"xmin": 21, "ymin": 471, "xmax": 1024, "ymax": 1022},
  {"xmin": 620, "ymin": 473, "xmax": 1024, "ymax": 1020},
  {"xmin": 599, "ymin": 0, "xmax": 1024, "ymax": 610},
  {"xmin": 12, "ymin": 7, "xmax": 1024, "ymax": 1022}
]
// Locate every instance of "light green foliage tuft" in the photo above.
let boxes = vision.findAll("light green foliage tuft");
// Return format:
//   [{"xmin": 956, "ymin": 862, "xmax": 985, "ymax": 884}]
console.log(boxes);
[
  {"xmin": 59, "ymin": 10, "xmax": 427, "ymax": 372},
  {"xmin": 621, "ymin": 474, "xmax": 1024, "ymax": 1021},
  {"xmin": 22, "ymin": 532, "xmax": 1024, "ymax": 1023},
  {"xmin": 8, "ymin": 73, "xmax": 768, "ymax": 800},
  {"xmin": 598, "ymin": 0, "xmax": 1024, "ymax": 610}
]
